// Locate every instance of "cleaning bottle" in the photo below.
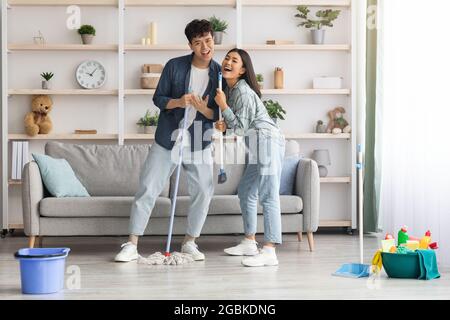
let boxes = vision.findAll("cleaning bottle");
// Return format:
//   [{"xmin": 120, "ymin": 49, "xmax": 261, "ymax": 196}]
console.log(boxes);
[
  {"xmin": 398, "ymin": 226, "xmax": 409, "ymax": 246},
  {"xmin": 419, "ymin": 230, "xmax": 432, "ymax": 249}
]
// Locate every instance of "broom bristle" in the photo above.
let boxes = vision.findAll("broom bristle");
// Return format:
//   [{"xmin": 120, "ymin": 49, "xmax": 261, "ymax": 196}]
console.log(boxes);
[{"xmin": 138, "ymin": 252, "xmax": 194, "ymax": 265}]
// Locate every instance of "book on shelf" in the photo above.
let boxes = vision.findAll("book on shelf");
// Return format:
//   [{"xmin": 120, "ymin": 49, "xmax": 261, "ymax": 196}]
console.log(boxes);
[
  {"xmin": 11, "ymin": 141, "xmax": 18, "ymax": 180},
  {"xmin": 16, "ymin": 141, "xmax": 22, "ymax": 180},
  {"xmin": 266, "ymin": 40, "xmax": 295, "ymax": 45},
  {"xmin": 75, "ymin": 130, "xmax": 98, "ymax": 134},
  {"xmin": 21, "ymin": 141, "xmax": 29, "ymax": 179}
]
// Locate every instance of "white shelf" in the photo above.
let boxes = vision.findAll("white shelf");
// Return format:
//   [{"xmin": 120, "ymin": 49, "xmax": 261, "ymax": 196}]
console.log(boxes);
[
  {"xmin": 125, "ymin": 89, "xmax": 155, "ymax": 95},
  {"xmin": 8, "ymin": 0, "xmax": 118, "ymax": 6},
  {"xmin": 284, "ymin": 133, "xmax": 350, "ymax": 139},
  {"xmin": 126, "ymin": 0, "xmax": 236, "ymax": 6},
  {"xmin": 8, "ymin": 179, "xmax": 22, "ymax": 185},
  {"xmin": 8, "ymin": 89, "xmax": 118, "ymax": 96},
  {"xmin": 242, "ymin": 0, "xmax": 351, "ymax": 7},
  {"xmin": 125, "ymin": 44, "xmax": 235, "ymax": 51},
  {"xmin": 8, "ymin": 44, "xmax": 118, "ymax": 51},
  {"xmin": 320, "ymin": 177, "xmax": 351, "ymax": 183},
  {"xmin": 262, "ymin": 89, "xmax": 350, "ymax": 95},
  {"xmin": 8, "ymin": 134, "xmax": 119, "ymax": 140},
  {"xmin": 243, "ymin": 44, "xmax": 351, "ymax": 51},
  {"xmin": 319, "ymin": 220, "xmax": 352, "ymax": 227}
]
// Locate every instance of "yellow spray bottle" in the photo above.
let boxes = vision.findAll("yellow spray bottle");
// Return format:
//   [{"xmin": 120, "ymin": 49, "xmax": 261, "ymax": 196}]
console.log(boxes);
[{"xmin": 419, "ymin": 230, "xmax": 432, "ymax": 249}]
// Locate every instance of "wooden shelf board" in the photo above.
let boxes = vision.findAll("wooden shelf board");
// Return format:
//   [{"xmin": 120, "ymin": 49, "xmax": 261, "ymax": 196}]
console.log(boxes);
[
  {"xmin": 124, "ymin": 134, "xmax": 156, "ymax": 140},
  {"xmin": 319, "ymin": 220, "xmax": 352, "ymax": 227},
  {"xmin": 8, "ymin": 44, "xmax": 118, "ymax": 51},
  {"xmin": 126, "ymin": 0, "xmax": 235, "ymax": 6},
  {"xmin": 8, "ymin": 89, "xmax": 118, "ymax": 96},
  {"xmin": 244, "ymin": 44, "xmax": 351, "ymax": 51},
  {"xmin": 243, "ymin": 0, "xmax": 351, "ymax": 7},
  {"xmin": 8, "ymin": 223, "xmax": 24, "ymax": 229},
  {"xmin": 125, "ymin": 89, "xmax": 155, "ymax": 95},
  {"xmin": 125, "ymin": 44, "xmax": 235, "ymax": 51},
  {"xmin": 320, "ymin": 177, "xmax": 351, "ymax": 183},
  {"xmin": 8, "ymin": 134, "xmax": 118, "ymax": 140},
  {"xmin": 8, "ymin": 180, "xmax": 22, "ymax": 185},
  {"xmin": 9, "ymin": 0, "xmax": 118, "ymax": 6},
  {"xmin": 261, "ymin": 89, "xmax": 350, "ymax": 95},
  {"xmin": 284, "ymin": 133, "xmax": 350, "ymax": 139}
]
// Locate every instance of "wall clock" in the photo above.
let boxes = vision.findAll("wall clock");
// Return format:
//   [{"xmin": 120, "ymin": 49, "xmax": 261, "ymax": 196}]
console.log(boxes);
[{"xmin": 76, "ymin": 60, "xmax": 106, "ymax": 89}]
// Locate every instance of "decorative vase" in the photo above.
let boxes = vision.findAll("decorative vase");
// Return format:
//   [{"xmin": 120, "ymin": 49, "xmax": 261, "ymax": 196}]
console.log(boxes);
[
  {"xmin": 318, "ymin": 165, "xmax": 328, "ymax": 177},
  {"xmin": 274, "ymin": 67, "xmax": 284, "ymax": 89},
  {"xmin": 81, "ymin": 34, "xmax": 94, "ymax": 45},
  {"xmin": 41, "ymin": 80, "xmax": 51, "ymax": 90},
  {"xmin": 257, "ymin": 82, "xmax": 264, "ymax": 90},
  {"xmin": 213, "ymin": 31, "xmax": 223, "ymax": 45},
  {"xmin": 316, "ymin": 122, "xmax": 327, "ymax": 133},
  {"xmin": 311, "ymin": 29, "xmax": 325, "ymax": 44},
  {"xmin": 144, "ymin": 126, "xmax": 156, "ymax": 134}
]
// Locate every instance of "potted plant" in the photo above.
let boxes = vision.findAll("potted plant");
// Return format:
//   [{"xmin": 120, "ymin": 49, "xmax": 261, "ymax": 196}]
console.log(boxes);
[
  {"xmin": 263, "ymin": 99, "xmax": 286, "ymax": 124},
  {"xmin": 209, "ymin": 15, "xmax": 228, "ymax": 45},
  {"xmin": 40, "ymin": 72, "xmax": 54, "ymax": 90},
  {"xmin": 256, "ymin": 73, "xmax": 264, "ymax": 90},
  {"xmin": 78, "ymin": 24, "xmax": 96, "ymax": 45},
  {"xmin": 295, "ymin": 6, "xmax": 341, "ymax": 45},
  {"xmin": 136, "ymin": 110, "xmax": 159, "ymax": 134}
]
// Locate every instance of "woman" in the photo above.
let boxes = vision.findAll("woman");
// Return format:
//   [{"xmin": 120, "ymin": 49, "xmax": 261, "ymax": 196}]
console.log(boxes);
[{"xmin": 215, "ymin": 49, "xmax": 286, "ymax": 267}]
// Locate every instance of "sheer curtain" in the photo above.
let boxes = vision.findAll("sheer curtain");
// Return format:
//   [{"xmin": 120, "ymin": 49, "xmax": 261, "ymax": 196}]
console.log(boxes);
[{"xmin": 376, "ymin": 0, "xmax": 450, "ymax": 266}]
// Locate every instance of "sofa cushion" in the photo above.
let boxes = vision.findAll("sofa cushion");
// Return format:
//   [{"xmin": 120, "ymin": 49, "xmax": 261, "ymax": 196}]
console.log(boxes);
[
  {"xmin": 39, "ymin": 196, "xmax": 171, "ymax": 218},
  {"xmin": 32, "ymin": 154, "xmax": 90, "ymax": 198},
  {"xmin": 45, "ymin": 142, "xmax": 170, "ymax": 197},
  {"xmin": 174, "ymin": 195, "xmax": 303, "ymax": 216}
]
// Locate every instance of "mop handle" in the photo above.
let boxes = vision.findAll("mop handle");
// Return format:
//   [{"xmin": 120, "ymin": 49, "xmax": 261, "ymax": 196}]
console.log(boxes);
[
  {"xmin": 357, "ymin": 144, "xmax": 364, "ymax": 264},
  {"xmin": 218, "ymin": 72, "xmax": 225, "ymax": 170},
  {"xmin": 165, "ymin": 103, "xmax": 190, "ymax": 255}
]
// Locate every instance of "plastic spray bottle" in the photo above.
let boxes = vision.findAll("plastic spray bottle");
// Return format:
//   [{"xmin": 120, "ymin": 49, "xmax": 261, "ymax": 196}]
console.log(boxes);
[
  {"xmin": 419, "ymin": 230, "xmax": 432, "ymax": 249},
  {"xmin": 398, "ymin": 226, "xmax": 409, "ymax": 246}
]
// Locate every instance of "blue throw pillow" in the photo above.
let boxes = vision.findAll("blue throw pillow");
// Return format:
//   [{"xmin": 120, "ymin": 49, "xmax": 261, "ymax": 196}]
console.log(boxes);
[
  {"xmin": 279, "ymin": 155, "xmax": 300, "ymax": 195},
  {"xmin": 32, "ymin": 154, "xmax": 90, "ymax": 198}
]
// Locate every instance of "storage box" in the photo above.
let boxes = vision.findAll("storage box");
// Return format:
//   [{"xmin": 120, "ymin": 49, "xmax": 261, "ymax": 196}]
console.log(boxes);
[{"xmin": 313, "ymin": 76, "xmax": 343, "ymax": 89}]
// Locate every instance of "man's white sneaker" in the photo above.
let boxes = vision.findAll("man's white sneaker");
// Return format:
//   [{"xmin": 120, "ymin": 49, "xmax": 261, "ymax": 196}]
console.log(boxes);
[
  {"xmin": 114, "ymin": 242, "xmax": 138, "ymax": 262},
  {"xmin": 181, "ymin": 241, "xmax": 205, "ymax": 261},
  {"xmin": 224, "ymin": 238, "xmax": 259, "ymax": 256},
  {"xmin": 241, "ymin": 247, "xmax": 278, "ymax": 267}
]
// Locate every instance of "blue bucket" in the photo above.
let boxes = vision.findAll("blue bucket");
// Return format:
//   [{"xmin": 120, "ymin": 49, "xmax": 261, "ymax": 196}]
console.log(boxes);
[{"xmin": 14, "ymin": 248, "xmax": 70, "ymax": 294}]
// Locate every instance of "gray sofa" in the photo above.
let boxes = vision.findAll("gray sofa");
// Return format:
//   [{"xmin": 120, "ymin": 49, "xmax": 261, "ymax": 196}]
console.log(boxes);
[{"xmin": 22, "ymin": 141, "xmax": 320, "ymax": 250}]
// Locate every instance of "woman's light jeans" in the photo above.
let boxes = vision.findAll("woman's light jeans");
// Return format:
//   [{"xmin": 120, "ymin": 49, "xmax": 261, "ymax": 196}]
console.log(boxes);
[{"xmin": 237, "ymin": 132, "xmax": 286, "ymax": 244}]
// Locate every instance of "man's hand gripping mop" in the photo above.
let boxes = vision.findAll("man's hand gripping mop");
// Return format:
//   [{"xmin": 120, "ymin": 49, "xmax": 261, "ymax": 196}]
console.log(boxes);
[{"xmin": 138, "ymin": 97, "xmax": 195, "ymax": 266}]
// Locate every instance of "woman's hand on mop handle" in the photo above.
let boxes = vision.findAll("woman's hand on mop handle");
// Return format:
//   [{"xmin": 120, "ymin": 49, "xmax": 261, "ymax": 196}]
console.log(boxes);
[
  {"xmin": 215, "ymin": 88, "xmax": 228, "ymax": 112},
  {"xmin": 215, "ymin": 120, "xmax": 226, "ymax": 132}
]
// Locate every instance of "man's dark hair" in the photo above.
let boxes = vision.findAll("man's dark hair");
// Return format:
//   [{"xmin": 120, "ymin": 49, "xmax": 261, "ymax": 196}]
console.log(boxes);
[{"xmin": 185, "ymin": 19, "xmax": 213, "ymax": 43}]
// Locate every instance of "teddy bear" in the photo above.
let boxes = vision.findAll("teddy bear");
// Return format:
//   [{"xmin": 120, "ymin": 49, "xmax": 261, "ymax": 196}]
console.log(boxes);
[
  {"xmin": 326, "ymin": 106, "xmax": 351, "ymax": 134},
  {"xmin": 24, "ymin": 95, "xmax": 53, "ymax": 136}
]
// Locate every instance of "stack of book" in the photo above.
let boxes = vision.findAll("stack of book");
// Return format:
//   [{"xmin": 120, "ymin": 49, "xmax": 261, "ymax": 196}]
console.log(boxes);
[{"xmin": 11, "ymin": 141, "xmax": 29, "ymax": 181}]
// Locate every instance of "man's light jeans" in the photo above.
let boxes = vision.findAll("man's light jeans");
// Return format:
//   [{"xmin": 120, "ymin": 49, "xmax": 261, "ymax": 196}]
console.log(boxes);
[{"xmin": 129, "ymin": 142, "xmax": 214, "ymax": 237}]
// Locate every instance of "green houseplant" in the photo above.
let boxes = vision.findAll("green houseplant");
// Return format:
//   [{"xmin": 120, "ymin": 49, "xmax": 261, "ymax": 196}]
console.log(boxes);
[
  {"xmin": 78, "ymin": 24, "xmax": 96, "ymax": 45},
  {"xmin": 40, "ymin": 72, "xmax": 54, "ymax": 90},
  {"xmin": 295, "ymin": 6, "xmax": 341, "ymax": 44},
  {"xmin": 256, "ymin": 73, "xmax": 264, "ymax": 90},
  {"xmin": 263, "ymin": 99, "xmax": 286, "ymax": 123},
  {"xmin": 209, "ymin": 15, "xmax": 228, "ymax": 45},
  {"xmin": 137, "ymin": 110, "xmax": 159, "ymax": 134}
]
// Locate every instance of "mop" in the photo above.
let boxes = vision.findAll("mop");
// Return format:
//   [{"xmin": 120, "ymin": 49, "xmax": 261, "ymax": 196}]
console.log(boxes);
[
  {"xmin": 217, "ymin": 72, "xmax": 227, "ymax": 184},
  {"xmin": 138, "ymin": 96, "xmax": 195, "ymax": 266},
  {"xmin": 333, "ymin": 144, "xmax": 371, "ymax": 278}
]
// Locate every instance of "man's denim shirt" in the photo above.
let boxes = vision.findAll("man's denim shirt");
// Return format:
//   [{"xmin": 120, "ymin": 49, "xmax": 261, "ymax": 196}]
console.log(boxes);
[{"xmin": 153, "ymin": 53, "xmax": 221, "ymax": 151}]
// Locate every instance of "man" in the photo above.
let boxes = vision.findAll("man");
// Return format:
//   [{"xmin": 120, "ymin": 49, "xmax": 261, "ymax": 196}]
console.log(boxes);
[{"xmin": 115, "ymin": 19, "xmax": 221, "ymax": 262}]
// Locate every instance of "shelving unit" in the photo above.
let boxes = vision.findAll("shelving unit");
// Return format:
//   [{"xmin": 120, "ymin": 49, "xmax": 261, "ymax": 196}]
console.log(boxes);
[{"xmin": 1, "ymin": 0, "xmax": 356, "ymax": 232}]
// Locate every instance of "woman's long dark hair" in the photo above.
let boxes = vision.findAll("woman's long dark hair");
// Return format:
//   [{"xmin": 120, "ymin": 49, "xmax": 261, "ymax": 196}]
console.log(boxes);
[{"xmin": 227, "ymin": 48, "xmax": 262, "ymax": 98}]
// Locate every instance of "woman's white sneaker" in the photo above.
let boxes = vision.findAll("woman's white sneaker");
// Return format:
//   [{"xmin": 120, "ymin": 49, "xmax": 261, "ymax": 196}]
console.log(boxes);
[
  {"xmin": 241, "ymin": 247, "xmax": 278, "ymax": 267},
  {"xmin": 224, "ymin": 238, "xmax": 259, "ymax": 256},
  {"xmin": 114, "ymin": 242, "xmax": 138, "ymax": 262},
  {"xmin": 181, "ymin": 241, "xmax": 205, "ymax": 261}
]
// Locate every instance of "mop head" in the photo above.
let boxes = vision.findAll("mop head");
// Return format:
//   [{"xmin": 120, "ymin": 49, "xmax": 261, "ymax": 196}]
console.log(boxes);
[{"xmin": 138, "ymin": 252, "xmax": 194, "ymax": 265}]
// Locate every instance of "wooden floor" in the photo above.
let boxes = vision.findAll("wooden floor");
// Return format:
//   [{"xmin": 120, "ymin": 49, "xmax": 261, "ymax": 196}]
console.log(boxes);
[{"xmin": 1, "ymin": 233, "xmax": 449, "ymax": 300}]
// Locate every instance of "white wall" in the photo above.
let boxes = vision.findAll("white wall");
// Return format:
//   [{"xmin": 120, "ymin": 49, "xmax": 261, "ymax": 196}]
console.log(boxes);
[{"xmin": 6, "ymin": 4, "xmax": 353, "ymax": 227}]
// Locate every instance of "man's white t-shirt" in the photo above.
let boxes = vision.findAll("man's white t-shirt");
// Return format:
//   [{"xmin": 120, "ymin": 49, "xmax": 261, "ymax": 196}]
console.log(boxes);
[{"xmin": 184, "ymin": 65, "xmax": 210, "ymax": 128}]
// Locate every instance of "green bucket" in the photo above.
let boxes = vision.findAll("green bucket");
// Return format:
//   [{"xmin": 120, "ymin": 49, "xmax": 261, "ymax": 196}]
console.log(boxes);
[{"xmin": 381, "ymin": 252, "xmax": 421, "ymax": 279}]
